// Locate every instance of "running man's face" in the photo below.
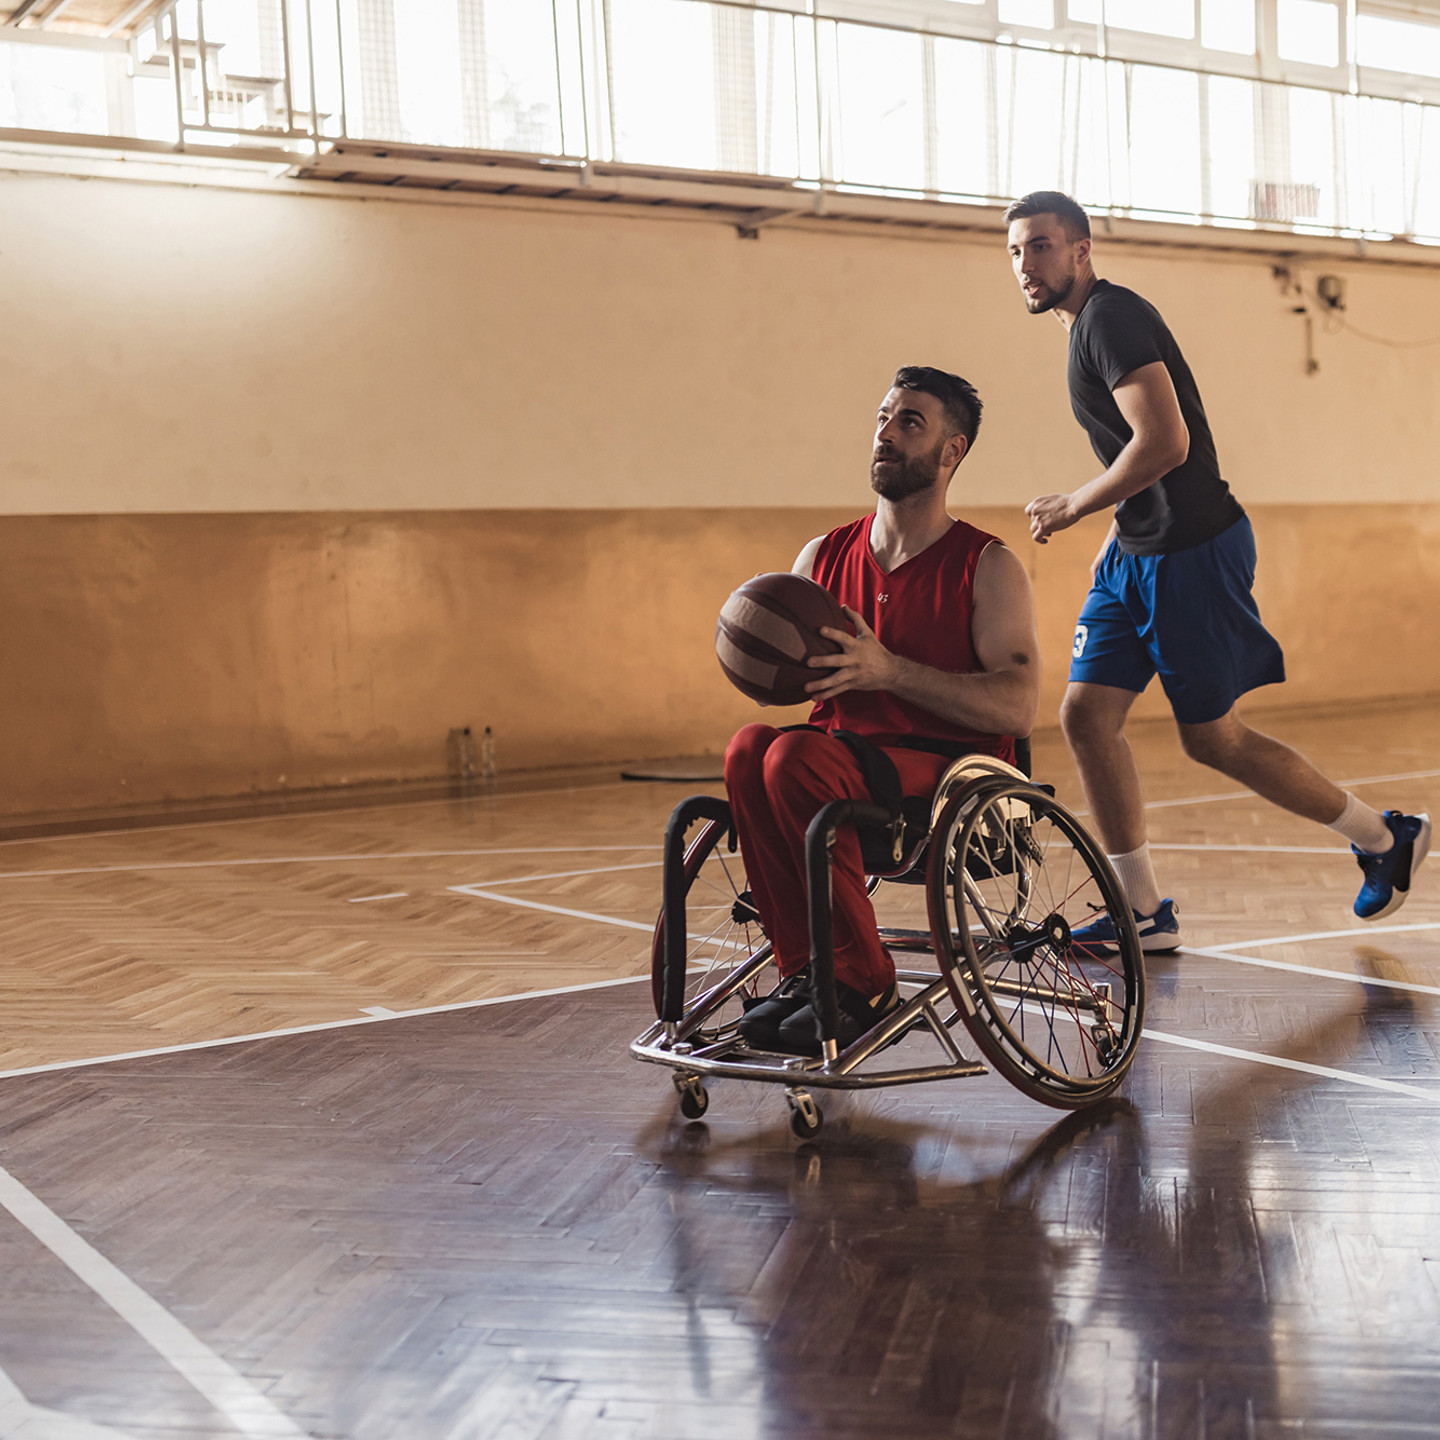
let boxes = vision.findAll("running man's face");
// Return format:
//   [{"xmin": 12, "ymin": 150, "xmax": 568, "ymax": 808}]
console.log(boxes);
[
  {"xmin": 1007, "ymin": 214, "xmax": 1087, "ymax": 313},
  {"xmin": 871, "ymin": 387, "xmax": 963, "ymax": 500}
]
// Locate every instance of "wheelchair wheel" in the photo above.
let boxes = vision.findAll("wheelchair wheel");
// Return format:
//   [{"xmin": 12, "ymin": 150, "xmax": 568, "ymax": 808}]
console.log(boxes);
[
  {"xmin": 928, "ymin": 780, "xmax": 1145, "ymax": 1108},
  {"xmin": 650, "ymin": 817, "xmax": 775, "ymax": 1040}
]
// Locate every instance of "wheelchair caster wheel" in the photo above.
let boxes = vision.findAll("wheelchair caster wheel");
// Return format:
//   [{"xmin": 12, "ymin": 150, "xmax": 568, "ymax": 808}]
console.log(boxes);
[
  {"xmin": 787, "ymin": 1089, "xmax": 823, "ymax": 1139},
  {"xmin": 1091, "ymin": 1022, "xmax": 1121, "ymax": 1067},
  {"xmin": 674, "ymin": 1073, "xmax": 708, "ymax": 1120}
]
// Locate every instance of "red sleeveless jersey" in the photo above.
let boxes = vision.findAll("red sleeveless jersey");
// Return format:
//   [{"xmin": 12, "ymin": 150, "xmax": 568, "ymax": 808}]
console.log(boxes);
[{"xmin": 808, "ymin": 514, "xmax": 1015, "ymax": 765}]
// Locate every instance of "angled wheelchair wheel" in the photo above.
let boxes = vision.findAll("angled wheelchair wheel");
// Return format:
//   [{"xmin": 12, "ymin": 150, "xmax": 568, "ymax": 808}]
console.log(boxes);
[
  {"xmin": 928, "ymin": 780, "xmax": 1145, "ymax": 1108},
  {"xmin": 651, "ymin": 817, "xmax": 776, "ymax": 1041}
]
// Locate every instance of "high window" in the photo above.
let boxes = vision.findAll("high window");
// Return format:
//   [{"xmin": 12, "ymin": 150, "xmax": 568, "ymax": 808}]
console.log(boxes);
[{"xmin": 1, "ymin": 0, "xmax": 1438, "ymax": 244}]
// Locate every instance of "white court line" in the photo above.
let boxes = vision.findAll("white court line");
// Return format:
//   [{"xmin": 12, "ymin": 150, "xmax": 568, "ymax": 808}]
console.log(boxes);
[
  {"xmin": 348, "ymin": 892, "xmax": 407, "ymax": 903},
  {"xmin": 0, "ymin": 840, "xmax": 1364, "ymax": 883},
  {"xmin": 449, "ymin": 882, "xmax": 752, "ymax": 955},
  {"xmin": 1150, "ymin": 843, "xmax": 1346, "ymax": 854},
  {"xmin": 1157, "ymin": 767, "xmax": 1440, "ymax": 810},
  {"xmin": 0, "ymin": 1167, "xmax": 303, "ymax": 1436},
  {"xmin": 0, "ymin": 845, "xmax": 660, "ymax": 882},
  {"xmin": 432, "ymin": 890, "xmax": 1440, "ymax": 1100},
  {"xmin": 0, "ymin": 1359, "xmax": 141, "ymax": 1438},
  {"xmin": 446, "ymin": 884, "xmax": 655, "ymax": 933},
  {"xmin": 1204, "ymin": 920, "xmax": 1440, "ymax": 951},
  {"xmin": 478, "ymin": 860, "xmax": 661, "ymax": 887},
  {"xmin": 1011, "ymin": 995, "xmax": 1440, "ymax": 1099},
  {"xmin": 0, "ymin": 972, "xmax": 654, "ymax": 1082},
  {"xmin": 1140, "ymin": 1029, "xmax": 1440, "ymax": 1102},
  {"xmin": 1181, "ymin": 945, "xmax": 1440, "ymax": 998},
  {"xmin": 0, "ymin": 905, "xmax": 1434, "ymax": 1111},
  {"xmin": 1331, "ymin": 767, "xmax": 1440, "ymax": 788},
  {"xmin": 1077, "ymin": 767, "xmax": 1440, "ymax": 816}
]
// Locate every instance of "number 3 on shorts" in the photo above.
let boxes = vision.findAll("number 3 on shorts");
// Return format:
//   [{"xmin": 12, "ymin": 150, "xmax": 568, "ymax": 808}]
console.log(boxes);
[{"xmin": 1073, "ymin": 623, "xmax": 1089, "ymax": 659}]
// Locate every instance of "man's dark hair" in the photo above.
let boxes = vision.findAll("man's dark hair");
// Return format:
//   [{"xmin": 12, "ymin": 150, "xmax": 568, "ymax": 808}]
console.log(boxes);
[
  {"xmin": 1003, "ymin": 190, "xmax": 1091, "ymax": 241},
  {"xmin": 891, "ymin": 366, "xmax": 983, "ymax": 449}
]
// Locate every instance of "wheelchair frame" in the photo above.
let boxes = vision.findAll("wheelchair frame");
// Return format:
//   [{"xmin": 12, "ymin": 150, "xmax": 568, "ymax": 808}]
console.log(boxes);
[{"xmin": 630, "ymin": 754, "xmax": 1145, "ymax": 1138}]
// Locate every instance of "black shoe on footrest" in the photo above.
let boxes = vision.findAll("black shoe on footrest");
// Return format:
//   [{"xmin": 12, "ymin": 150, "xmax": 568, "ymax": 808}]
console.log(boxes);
[
  {"xmin": 737, "ymin": 970, "xmax": 813, "ymax": 1050},
  {"xmin": 774, "ymin": 978, "xmax": 903, "ymax": 1057}
]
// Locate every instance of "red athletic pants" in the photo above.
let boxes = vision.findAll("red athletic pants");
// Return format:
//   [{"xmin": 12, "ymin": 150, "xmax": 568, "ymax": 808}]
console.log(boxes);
[{"xmin": 723, "ymin": 724, "xmax": 951, "ymax": 997}]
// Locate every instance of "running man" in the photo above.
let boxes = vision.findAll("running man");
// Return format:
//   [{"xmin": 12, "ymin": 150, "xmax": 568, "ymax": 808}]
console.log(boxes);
[{"xmin": 1004, "ymin": 190, "xmax": 1428, "ymax": 949}]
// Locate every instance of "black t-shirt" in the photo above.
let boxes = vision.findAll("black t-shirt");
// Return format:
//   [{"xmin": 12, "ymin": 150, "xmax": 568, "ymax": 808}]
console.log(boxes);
[{"xmin": 1068, "ymin": 279, "xmax": 1244, "ymax": 555}]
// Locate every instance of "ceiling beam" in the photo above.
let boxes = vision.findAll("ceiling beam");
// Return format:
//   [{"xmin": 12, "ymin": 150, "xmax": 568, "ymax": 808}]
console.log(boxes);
[{"xmin": 38, "ymin": 0, "xmax": 81, "ymax": 27}]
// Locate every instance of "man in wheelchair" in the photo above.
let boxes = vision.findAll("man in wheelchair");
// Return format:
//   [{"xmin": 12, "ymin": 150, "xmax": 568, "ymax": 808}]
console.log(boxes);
[{"xmin": 726, "ymin": 366, "xmax": 1042, "ymax": 1056}]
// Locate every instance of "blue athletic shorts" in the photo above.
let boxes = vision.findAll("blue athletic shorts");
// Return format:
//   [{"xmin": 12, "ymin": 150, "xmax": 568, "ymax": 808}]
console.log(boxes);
[{"xmin": 1068, "ymin": 515, "xmax": 1286, "ymax": 725}]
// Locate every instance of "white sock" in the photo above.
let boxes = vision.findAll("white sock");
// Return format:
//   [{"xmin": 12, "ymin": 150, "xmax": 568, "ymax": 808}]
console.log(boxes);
[
  {"xmin": 1109, "ymin": 843, "xmax": 1163, "ymax": 916},
  {"xmin": 1327, "ymin": 792, "xmax": 1393, "ymax": 854}
]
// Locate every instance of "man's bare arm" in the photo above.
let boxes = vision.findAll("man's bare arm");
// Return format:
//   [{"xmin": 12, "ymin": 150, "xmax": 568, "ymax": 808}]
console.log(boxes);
[
  {"xmin": 1025, "ymin": 361, "xmax": 1189, "ymax": 543},
  {"xmin": 804, "ymin": 542, "xmax": 1041, "ymax": 738},
  {"xmin": 793, "ymin": 536, "xmax": 823, "ymax": 578}
]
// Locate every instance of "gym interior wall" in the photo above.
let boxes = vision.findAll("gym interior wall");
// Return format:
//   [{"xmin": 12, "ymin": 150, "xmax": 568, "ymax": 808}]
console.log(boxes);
[{"xmin": 1, "ymin": 167, "xmax": 1436, "ymax": 816}]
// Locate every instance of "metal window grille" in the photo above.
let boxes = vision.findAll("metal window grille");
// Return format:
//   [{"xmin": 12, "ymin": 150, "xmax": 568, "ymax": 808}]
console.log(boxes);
[{"xmin": 5, "ymin": 0, "xmax": 1439, "ymax": 243}]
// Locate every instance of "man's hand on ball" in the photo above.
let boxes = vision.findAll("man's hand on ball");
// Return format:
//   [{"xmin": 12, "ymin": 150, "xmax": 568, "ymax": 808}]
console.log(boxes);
[
  {"xmin": 804, "ymin": 607, "xmax": 898, "ymax": 698},
  {"xmin": 1024, "ymin": 492, "xmax": 1080, "ymax": 544}
]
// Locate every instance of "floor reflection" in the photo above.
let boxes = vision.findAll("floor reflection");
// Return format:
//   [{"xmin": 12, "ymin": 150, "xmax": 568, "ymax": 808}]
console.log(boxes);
[
  {"xmin": 646, "ymin": 969, "xmax": 1440, "ymax": 1440},
  {"xmin": 651, "ymin": 1101, "xmax": 1173, "ymax": 1437}
]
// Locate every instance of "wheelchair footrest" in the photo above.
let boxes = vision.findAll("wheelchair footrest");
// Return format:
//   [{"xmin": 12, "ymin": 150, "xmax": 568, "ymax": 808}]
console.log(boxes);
[{"xmin": 631, "ymin": 978, "xmax": 985, "ymax": 1090}]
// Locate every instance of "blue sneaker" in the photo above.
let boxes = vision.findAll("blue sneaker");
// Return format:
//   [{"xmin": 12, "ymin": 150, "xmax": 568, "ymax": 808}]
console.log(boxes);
[
  {"xmin": 1072, "ymin": 898, "xmax": 1182, "ymax": 955},
  {"xmin": 1353, "ymin": 811, "xmax": 1431, "ymax": 921}
]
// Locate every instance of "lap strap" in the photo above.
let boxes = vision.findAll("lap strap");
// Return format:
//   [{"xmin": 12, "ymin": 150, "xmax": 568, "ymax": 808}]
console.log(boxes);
[
  {"xmin": 778, "ymin": 725, "xmax": 922, "ymax": 868},
  {"xmin": 778, "ymin": 725, "xmax": 902, "ymax": 816}
]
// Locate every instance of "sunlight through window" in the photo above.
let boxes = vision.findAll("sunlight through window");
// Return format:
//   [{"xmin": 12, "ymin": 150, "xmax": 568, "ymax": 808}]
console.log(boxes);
[
  {"xmin": 835, "ymin": 24, "xmax": 924, "ymax": 192},
  {"xmin": 1201, "ymin": 0, "xmax": 1256, "ymax": 55},
  {"xmin": 1127, "ymin": 66, "xmax": 1201, "ymax": 218},
  {"xmin": 0, "ymin": 42, "xmax": 106, "ymax": 135},
  {"xmin": 1068, "ymin": 0, "xmax": 1194, "ymax": 41},
  {"xmin": 999, "ymin": 0, "xmax": 1055, "ymax": 30},
  {"xmin": 609, "ymin": 0, "xmax": 716, "ymax": 170},
  {"xmin": 478, "ymin": 3, "xmax": 563, "ymax": 154},
  {"xmin": 1, "ymin": 0, "xmax": 1439, "ymax": 246},
  {"xmin": 394, "ymin": 0, "xmax": 462, "ymax": 146},
  {"xmin": 1277, "ymin": 0, "xmax": 1340, "ymax": 68},
  {"xmin": 1357, "ymin": 13, "xmax": 1440, "ymax": 80}
]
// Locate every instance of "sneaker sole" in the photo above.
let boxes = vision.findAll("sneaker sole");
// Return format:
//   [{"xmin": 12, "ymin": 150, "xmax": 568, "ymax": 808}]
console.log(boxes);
[
  {"xmin": 1359, "ymin": 813, "xmax": 1431, "ymax": 922},
  {"xmin": 1139, "ymin": 931, "xmax": 1183, "ymax": 953},
  {"xmin": 1073, "ymin": 930, "xmax": 1182, "ymax": 956}
]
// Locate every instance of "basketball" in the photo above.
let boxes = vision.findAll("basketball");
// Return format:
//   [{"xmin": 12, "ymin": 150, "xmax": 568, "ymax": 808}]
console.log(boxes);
[{"xmin": 715, "ymin": 572, "xmax": 851, "ymax": 706}]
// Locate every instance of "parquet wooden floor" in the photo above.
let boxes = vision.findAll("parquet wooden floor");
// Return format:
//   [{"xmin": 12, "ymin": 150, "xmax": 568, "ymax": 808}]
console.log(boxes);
[{"xmin": 0, "ymin": 701, "xmax": 1437, "ymax": 1438}]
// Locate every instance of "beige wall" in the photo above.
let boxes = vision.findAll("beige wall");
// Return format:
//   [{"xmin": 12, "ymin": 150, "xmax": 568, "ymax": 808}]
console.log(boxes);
[
  {"xmin": 3, "ymin": 503, "xmax": 1437, "ymax": 817},
  {"xmin": 1, "ymin": 166, "xmax": 1438, "ymax": 817},
  {"xmin": 0, "ymin": 168, "xmax": 1437, "ymax": 517}
]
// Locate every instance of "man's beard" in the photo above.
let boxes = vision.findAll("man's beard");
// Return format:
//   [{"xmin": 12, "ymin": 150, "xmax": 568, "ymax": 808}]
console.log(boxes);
[
  {"xmin": 1025, "ymin": 268, "xmax": 1076, "ymax": 314},
  {"xmin": 870, "ymin": 439, "xmax": 945, "ymax": 500}
]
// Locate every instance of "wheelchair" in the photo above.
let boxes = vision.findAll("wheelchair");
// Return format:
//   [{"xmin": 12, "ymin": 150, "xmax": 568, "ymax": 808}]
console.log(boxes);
[{"xmin": 630, "ymin": 740, "xmax": 1146, "ymax": 1138}]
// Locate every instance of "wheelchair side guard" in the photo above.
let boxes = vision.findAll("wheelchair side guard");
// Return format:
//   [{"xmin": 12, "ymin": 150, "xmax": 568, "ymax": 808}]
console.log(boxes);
[
  {"xmin": 928, "ymin": 753, "xmax": 1036, "ymax": 829},
  {"xmin": 661, "ymin": 795, "xmax": 736, "ymax": 1024}
]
